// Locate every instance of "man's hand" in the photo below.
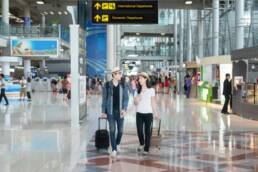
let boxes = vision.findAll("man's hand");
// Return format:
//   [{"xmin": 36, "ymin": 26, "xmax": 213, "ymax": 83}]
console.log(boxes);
[
  {"xmin": 120, "ymin": 110, "xmax": 126, "ymax": 118},
  {"xmin": 101, "ymin": 113, "xmax": 107, "ymax": 119}
]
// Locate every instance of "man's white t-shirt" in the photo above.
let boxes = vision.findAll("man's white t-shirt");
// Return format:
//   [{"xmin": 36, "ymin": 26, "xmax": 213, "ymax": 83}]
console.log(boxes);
[{"xmin": 136, "ymin": 88, "xmax": 155, "ymax": 114}]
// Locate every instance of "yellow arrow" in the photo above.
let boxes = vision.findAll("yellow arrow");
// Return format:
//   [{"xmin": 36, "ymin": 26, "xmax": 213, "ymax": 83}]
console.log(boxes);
[
  {"xmin": 94, "ymin": 15, "xmax": 101, "ymax": 22},
  {"xmin": 94, "ymin": 2, "xmax": 101, "ymax": 10}
]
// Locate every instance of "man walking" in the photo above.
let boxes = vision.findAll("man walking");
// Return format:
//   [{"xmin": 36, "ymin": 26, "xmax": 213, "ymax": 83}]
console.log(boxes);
[
  {"xmin": 0, "ymin": 74, "xmax": 9, "ymax": 106},
  {"xmin": 101, "ymin": 67, "xmax": 129, "ymax": 158},
  {"xmin": 221, "ymin": 74, "xmax": 231, "ymax": 114}
]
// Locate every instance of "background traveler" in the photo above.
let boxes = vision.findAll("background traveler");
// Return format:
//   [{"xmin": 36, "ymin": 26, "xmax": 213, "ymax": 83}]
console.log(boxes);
[
  {"xmin": 221, "ymin": 73, "xmax": 232, "ymax": 114},
  {"xmin": 26, "ymin": 77, "xmax": 32, "ymax": 101},
  {"xmin": 185, "ymin": 75, "xmax": 192, "ymax": 98},
  {"xmin": 20, "ymin": 77, "xmax": 27, "ymax": 101},
  {"xmin": 0, "ymin": 74, "xmax": 9, "ymax": 105}
]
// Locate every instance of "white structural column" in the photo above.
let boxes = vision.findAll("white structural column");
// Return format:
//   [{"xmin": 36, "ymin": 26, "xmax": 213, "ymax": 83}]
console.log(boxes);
[
  {"xmin": 24, "ymin": 6, "xmax": 31, "ymax": 78},
  {"xmin": 41, "ymin": 15, "xmax": 46, "ymax": 27},
  {"xmin": 187, "ymin": 10, "xmax": 192, "ymax": 61},
  {"xmin": 212, "ymin": 0, "xmax": 220, "ymax": 56},
  {"xmin": 2, "ymin": 0, "xmax": 9, "ymax": 24},
  {"xmin": 116, "ymin": 25, "xmax": 121, "ymax": 67},
  {"xmin": 179, "ymin": 10, "xmax": 184, "ymax": 68},
  {"xmin": 177, "ymin": 9, "xmax": 185, "ymax": 95},
  {"xmin": 24, "ymin": 59, "xmax": 31, "ymax": 78},
  {"xmin": 113, "ymin": 25, "xmax": 117, "ymax": 67},
  {"xmin": 236, "ymin": 0, "xmax": 245, "ymax": 49},
  {"xmin": 174, "ymin": 10, "xmax": 178, "ymax": 65},
  {"xmin": 106, "ymin": 25, "xmax": 115, "ymax": 75},
  {"xmin": 2, "ymin": 62, "xmax": 10, "ymax": 76},
  {"xmin": 70, "ymin": 25, "xmax": 80, "ymax": 128},
  {"xmin": 24, "ymin": 6, "xmax": 31, "ymax": 26},
  {"xmin": 198, "ymin": 10, "xmax": 204, "ymax": 59},
  {"xmin": 40, "ymin": 60, "xmax": 46, "ymax": 69},
  {"xmin": 2, "ymin": 0, "xmax": 10, "ymax": 74}
]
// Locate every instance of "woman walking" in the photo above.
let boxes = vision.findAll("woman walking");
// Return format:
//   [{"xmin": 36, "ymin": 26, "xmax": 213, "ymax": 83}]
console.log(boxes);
[
  {"xmin": 20, "ymin": 77, "xmax": 27, "ymax": 101},
  {"xmin": 0, "ymin": 74, "xmax": 9, "ymax": 105},
  {"xmin": 134, "ymin": 72, "xmax": 159, "ymax": 155}
]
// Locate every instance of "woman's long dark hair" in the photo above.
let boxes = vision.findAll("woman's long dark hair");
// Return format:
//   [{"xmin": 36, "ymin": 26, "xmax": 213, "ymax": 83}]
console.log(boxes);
[{"xmin": 137, "ymin": 76, "xmax": 152, "ymax": 94}]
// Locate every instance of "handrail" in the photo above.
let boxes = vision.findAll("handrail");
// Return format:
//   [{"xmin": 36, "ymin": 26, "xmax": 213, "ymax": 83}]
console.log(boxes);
[{"xmin": 0, "ymin": 22, "xmax": 70, "ymax": 43}]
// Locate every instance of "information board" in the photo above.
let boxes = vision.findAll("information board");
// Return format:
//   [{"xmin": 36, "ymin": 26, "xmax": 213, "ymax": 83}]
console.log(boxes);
[{"xmin": 92, "ymin": 1, "xmax": 158, "ymax": 24}]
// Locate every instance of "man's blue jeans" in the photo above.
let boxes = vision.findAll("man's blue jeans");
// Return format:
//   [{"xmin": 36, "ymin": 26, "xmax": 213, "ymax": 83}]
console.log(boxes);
[{"xmin": 108, "ymin": 110, "xmax": 124, "ymax": 151}]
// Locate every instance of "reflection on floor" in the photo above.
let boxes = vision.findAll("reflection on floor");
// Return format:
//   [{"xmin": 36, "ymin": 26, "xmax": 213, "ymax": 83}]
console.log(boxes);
[
  {"xmin": 77, "ymin": 131, "xmax": 258, "ymax": 172},
  {"xmin": 76, "ymin": 94, "xmax": 258, "ymax": 172},
  {"xmin": 0, "ymin": 93, "xmax": 258, "ymax": 172}
]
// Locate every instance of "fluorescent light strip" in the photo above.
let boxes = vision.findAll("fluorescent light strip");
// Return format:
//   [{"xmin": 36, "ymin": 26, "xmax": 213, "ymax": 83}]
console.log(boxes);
[
  {"xmin": 36, "ymin": 1, "xmax": 45, "ymax": 5},
  {"xmin": 185, "ymin": 1, "xmax": 192, "ymax": 5}
]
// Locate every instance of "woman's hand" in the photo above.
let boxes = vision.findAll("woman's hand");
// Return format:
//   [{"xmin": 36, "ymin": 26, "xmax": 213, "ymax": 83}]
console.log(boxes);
[
  {"xmin": 134, "ymin": 95, "xmax": 141, "ymax": 105},
  {"xmin": 154, "ymin": 112, "xmax": 160, "ymax": 120}
]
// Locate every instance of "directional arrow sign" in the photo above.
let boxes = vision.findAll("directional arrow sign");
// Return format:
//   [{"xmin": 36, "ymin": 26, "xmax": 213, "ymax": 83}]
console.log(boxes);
[
  {"xmin": 94, "ymin": 2, "xmax": 101, "ymax": 10},
  {"xmin": 92, "ymin": 1, "xmax": 158, "ymax": 24},
  {"xmin": 94, "ymin": 15, "xmax": 101, "ymax": 22}
]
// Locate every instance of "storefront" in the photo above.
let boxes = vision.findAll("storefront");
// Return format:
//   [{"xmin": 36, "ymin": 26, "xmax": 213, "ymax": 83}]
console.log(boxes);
[
  {"xmin": 185, "ymin": 62, "xmax": 200, "ymax": 98},
  {"xmin": 231, "ymin": 46, "xmax": 258, "ymax": 120},
  {"xmin": 199, "ymin": 55, "xmax": 232, "ymax": 104}
]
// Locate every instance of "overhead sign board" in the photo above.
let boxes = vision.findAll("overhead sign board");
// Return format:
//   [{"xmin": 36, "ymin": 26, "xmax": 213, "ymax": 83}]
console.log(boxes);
[{"xmin": 92, "ymin": 1, "xmax": 158, "ymax": 24}]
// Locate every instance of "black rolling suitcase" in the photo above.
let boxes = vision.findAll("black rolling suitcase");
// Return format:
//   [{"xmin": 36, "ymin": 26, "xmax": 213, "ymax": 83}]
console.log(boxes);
[{"xmin": 95, "ymin": 117, "xmax": 110, "ymax": 150}]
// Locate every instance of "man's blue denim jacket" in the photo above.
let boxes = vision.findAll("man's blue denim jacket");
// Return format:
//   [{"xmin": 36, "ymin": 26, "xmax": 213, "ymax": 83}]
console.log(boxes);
[{"xmin": 101, "ymin": 80, "xmax": 129, "ymax": 116}]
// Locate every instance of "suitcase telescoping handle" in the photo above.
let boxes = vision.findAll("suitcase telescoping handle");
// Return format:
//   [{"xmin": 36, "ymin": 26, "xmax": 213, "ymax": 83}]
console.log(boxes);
[
  {"xmin": 151, "ymin": 119, "xmax": 161, "ymax": 136},
  {"xmin": 98, "ymin": 117, "xmax": 108, "ymax": 130},
  {"xmin": 157, "ymin": 119, "xmax": 161, "ymax": 136}
]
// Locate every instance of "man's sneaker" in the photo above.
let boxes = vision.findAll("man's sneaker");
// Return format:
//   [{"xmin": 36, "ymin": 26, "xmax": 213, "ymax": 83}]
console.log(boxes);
[
  {"xmin": 137, "ymin": 145, "xmax": 144, "ymax": 152},
  {"xmin": 117, "ymin": 145, "xmax": 121, "ymax": 152},
  {"xmin": 142, "ymin": 151, "xmax": 149, "ymax": 156},
  {"xmin": 111, "ymin": 150, "xmax": 117, "ymax": 158}
]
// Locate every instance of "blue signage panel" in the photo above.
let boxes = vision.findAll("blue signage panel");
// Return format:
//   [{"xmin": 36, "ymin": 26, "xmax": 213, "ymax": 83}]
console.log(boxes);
[{"xmin": 86, "ymin": 0, "xmax": 107, "ymax": 78}]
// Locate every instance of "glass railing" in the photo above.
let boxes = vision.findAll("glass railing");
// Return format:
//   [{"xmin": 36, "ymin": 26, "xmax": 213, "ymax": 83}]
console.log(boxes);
[
  {"xmin": 0, "ymin": 22, "xmax": 70, "ymax": 43},
  {"xmin": 192, "ymin": 25, "xmax": 258, "ymax": 58},
  {"xmin": 60, "ymin": 25, "xmax": 70, "ymax": 43},
  {"xmin": 122, "ymin": 45, "xmax": 174, "ymax": 57}
]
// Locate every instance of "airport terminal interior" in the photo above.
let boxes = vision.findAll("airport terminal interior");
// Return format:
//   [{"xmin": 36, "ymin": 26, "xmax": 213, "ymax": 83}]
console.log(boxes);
[{"xmin": 0, "ymin": 0, "xmax": 258, "ymax": 171}]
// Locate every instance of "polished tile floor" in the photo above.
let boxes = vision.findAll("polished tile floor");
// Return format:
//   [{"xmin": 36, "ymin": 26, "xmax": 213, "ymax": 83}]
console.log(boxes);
[{"xmin": 1, "ymin": 93, "xmax": 258, "ymax": 172}]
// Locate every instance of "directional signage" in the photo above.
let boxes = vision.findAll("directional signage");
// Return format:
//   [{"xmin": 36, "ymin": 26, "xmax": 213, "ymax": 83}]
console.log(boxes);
[{"xmin": 92, "ymin": 1, "xmax": 158, "ymax": 24}]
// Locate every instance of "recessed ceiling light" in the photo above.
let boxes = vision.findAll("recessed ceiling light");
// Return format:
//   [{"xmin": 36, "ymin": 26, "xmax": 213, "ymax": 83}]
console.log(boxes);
[
  {"xmin": 36, "ymin": 1, "xmax": 45, "ymax": 5},
  {"xmin": 185, "ymin": 0, "xmax": 192, "ymax": 5},
  {"xmin": 136, "ymin": 33, "xmax": 140, "ymax": 36},
  {"xmin": 58, "ymin": 11, "xmax": 62, "ymax": 15},
  {"xmin": 161, "ymin": 33, "xmax": 165, "ymax": 36},
  {"xmin": 50, "ymin": 11, "xmax": 54, "ymax": 15},
  {"xmin": 64, "ymin": 11, "xmax": 68, "ymax": 15},
  {"xmin": 44, "ymin": 11, "xmax": 48, "ymax": 15}
]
